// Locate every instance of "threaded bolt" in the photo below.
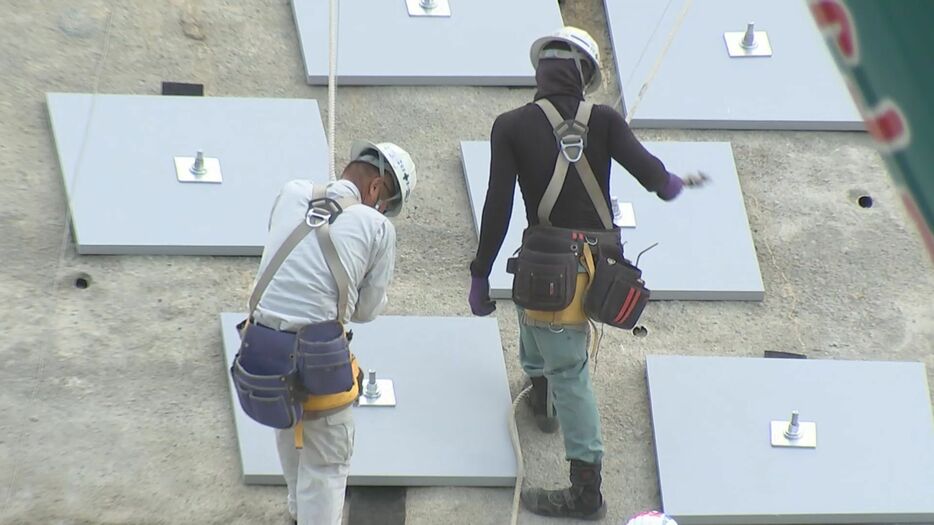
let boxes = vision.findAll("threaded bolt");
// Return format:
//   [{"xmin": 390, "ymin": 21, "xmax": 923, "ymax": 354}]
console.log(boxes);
[
  {"xmin": 364, "ymin": 369, "xmax": 380, "ymax": 399},
  {"xmin": 741, "ymin": 22, "xmax": 758, "ymax": 49},
  {"xmin": 420, "ymin": 0, "xmax": 438, "ymax": 9},
  {"xmin": 190, "ymin": 150, "xmax": 207, "ymax": 176},
  {"xmin": 784, "ymin": 410, "xmax": 801, "ymax": 440}
]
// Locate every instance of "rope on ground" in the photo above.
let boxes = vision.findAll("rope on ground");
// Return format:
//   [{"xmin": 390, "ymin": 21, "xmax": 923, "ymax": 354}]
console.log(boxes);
[
  {"xmin": 620, "ymin": 0, "xmax": 694, "ymax": 124},
  {"xmin": 327, "ymin": 0, "xmax": 339, "ymax": 180},
  {"xmin": 508, "ymin": 383, "xmax": 532, "ymax": 525},
  {"xmin": 3, "ymin": 3, "xmax": 116, "ymax": 508}
]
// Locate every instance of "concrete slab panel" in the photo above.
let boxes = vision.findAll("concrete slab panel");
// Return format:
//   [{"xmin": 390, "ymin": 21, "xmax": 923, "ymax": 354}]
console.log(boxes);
[
  {"xmin": 461, "ymin": 141, "xmax": 764, "ymax": 301},
  {"xmin": 605, "ymin": 0, "xmax": 864, "ymax": 130},
  {"xmin": 646, "ymin": 355, "xmax": 934, "ymax": 524},
  {"xmin": 46, "ymin": 93, "xmax": 328, "ymax": 255},
  {"xmin": 220, "ymin": 313, "xmax": 517, "ymax": 486},
  {"xmin": 291, "ymin": 0, "xmax": 563, "ymax": 85}
]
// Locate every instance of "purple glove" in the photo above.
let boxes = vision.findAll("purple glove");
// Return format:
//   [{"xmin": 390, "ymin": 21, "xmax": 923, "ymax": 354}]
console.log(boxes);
[
  {"xmin": 469, "ymin": 277, "xmax": 496, "ymax": 316},
  {"xmin": 657, "ymin": 173, "xmax": 684, "ymax": 201}
]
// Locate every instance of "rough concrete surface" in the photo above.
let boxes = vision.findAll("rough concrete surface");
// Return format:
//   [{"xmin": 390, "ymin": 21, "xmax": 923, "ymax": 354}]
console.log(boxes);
[{"xmin": 0, "ymin": 1, "xmax": 931, "ymax": 525}]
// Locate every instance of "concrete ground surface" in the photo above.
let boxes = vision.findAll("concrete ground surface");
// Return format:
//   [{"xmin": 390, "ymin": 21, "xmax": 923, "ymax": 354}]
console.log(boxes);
[{"xmin": 1, "ymin": 0, "xmax": 931, "ymax": 524}]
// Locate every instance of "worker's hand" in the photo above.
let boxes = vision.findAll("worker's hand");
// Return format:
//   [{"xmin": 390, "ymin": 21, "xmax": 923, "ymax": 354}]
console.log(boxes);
[
  {"xmin": 468, "ymin": 277, "xmax": 496, "ymax": 316},
  {"xmin": 682, "ymin": 171, "xmax": 710, "ymax": 188}
]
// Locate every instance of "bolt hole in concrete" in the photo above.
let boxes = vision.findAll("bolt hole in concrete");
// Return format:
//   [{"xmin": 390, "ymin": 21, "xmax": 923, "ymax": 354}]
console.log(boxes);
[
  {"xmin": 858, "ymin": 195, "xmax": 874, "ymax": 208},
  {"xmin": 73, "ymin": 274, "xmax": 92, "ymax": 289},
  {"xmin": 632, "ymin": 326, "xmax": 649, "ymax": 337}
]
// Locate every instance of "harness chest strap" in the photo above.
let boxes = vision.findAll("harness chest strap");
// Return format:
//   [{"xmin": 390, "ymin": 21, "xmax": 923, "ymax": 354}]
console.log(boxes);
[{"xmin": 534, "ymin": 99, "xmax": 614, "ymax": 230}]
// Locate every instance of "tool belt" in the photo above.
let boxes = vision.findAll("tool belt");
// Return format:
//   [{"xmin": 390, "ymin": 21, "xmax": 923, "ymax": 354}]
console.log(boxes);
[
  {"xmin": 506, "ymin": 99, "xmax": 651, "ymax": 329},
  {"xmin": 232, "ymin": 320, "xmax": 363, "ymax": 430},
  {"xmin": 231, "ymin": 183, "xmax": 364, "ymax": 433}
]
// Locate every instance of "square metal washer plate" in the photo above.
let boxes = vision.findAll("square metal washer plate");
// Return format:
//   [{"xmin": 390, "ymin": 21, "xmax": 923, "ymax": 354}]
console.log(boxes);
[
  {"xmin": 174, "ymin": 156, "xmax": 222, "ymax": 183},
  {"xmin": 46, "ymin": 93, "xmax": 329, "ymax": 255},
  {"xmin": 358, "ymin": 379, "xmax": 397, "ymax": 407},
  {"xmin": 461, "ymin": 141, "xmax": 764, "ymax": 301},
  {"xmin": 221, "ymin": 313, "xmax": 517, "ymax": 486},
  {"xmin": 769, "ymin": 420, "xmax": 817, "ymax": 448},
  {"xmin": 405, "ymin": 0, "xmax": 451, "ymax": 17},
  {"xmin": 724, "ymin": 31, "xmax": 773, "ymax": 57},
  {"xmin": 646, "ymin": 355, "xmax": 934, "ymax": 524}
]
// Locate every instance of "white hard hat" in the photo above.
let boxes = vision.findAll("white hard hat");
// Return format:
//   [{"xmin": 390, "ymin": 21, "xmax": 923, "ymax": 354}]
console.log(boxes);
[
  {"xmin": 624, "ymin": 511, "xmax": 678, "ymax": 525},
  {"xmin": 349, "ymin": 140, "xmax": 417, "ymax": 217},
  {"xmin": 530, "ymin": 26, "xmax": 603, "ymax": 93}
]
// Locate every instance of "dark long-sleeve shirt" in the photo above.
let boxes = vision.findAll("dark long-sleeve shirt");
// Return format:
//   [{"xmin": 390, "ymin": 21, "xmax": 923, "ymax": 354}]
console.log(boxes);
[{"xmin": 470, "ymin": 59, "xmax": 679, "ymax": 278}]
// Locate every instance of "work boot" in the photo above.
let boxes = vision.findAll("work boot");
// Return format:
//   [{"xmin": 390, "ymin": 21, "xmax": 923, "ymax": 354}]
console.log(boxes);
[
  {"xmin": 525, "ymin": 376, "xmax": 558, "ymax": 433},
  {"xmin": 520, "ymin": 460, "xmax": 607, "ymax": 520}
]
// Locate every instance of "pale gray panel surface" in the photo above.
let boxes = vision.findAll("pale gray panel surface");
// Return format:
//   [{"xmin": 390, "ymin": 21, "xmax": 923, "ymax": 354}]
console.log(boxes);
[
  {"xmin": 605, "ymin": 0, "xmax": 863, "ymax": 130},
  {"xmin": 220, "ymin": 313, "xmax": 517, "ymax": 486},
  {"xmin": 47, "ymin": 93, "xmax": 328, "ymax": 255},
  {"xmin": 646, "ymin": 355, "xmax": 934, "ymax": 524},
  {"xmin": 291, "ymin": 0, "xmax": 562, "ymax": 85},
  {"xmin": 460, "ymin": 141, "xmax": 764, "ymax": 301}
]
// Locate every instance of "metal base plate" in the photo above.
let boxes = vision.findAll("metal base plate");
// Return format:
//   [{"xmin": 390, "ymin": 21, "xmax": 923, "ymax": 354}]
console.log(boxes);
[
  {"xmin": 646, "ymin": 355, "xmax": 934, "ymax": 524},
  {"xmin": 46, "ymin": 93, "xmax": 328, "ymax": 255},
  {"xmin": 174, "ymin": 156, "xmax": 222, "ymax": 183},
  {"xmin": 406, "ymin": 0, "xmax": 451, "ymax": 17},
  {"xmin": 460, "ymin": 141, "xmax": 764, "ymax": 301},
  {"xmin": 358, "ymin": 379, "xmax": 397, "ymax": 407},
  {"xmin": 605, "ymin": 0, "xmax": 863, "ymax": 130},
  {"xmin": 770, "ymin": 420, "xmax": 817, "ymax": 448},
  {"xmin": 220, "ymin": 313, "xmax": 516, "ymax": 486},
  {"xmin": 724, "ymin": 31, "xmax": 773, "ymax": 57},
  {"xmin": 292, "ymin": 0, "xmax": 561, "ymax": 85},
  {"xmin": 614, "ymin": 200, "xmax": 636, "ymax": 228}
]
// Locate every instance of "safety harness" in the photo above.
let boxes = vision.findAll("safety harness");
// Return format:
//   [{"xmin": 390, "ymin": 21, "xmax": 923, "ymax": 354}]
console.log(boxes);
[
  {"xmin": 232, "ymin": 183, "xmax": 363, "ymax": 448},
  {"xmin": 508, "ymin": 100, "xmax": 650, "ymax": 333}
]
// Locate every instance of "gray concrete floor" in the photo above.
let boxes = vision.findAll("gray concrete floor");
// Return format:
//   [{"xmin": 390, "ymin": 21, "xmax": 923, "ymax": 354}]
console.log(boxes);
[{"xmin": 1, "ymin": 1, "xmax": 931, "ymax": 524}]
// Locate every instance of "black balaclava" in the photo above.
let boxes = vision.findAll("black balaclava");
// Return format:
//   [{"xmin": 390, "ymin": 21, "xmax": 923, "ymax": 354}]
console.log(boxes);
[{"xmin": 534, "ymin": 57, "xmax": 590, "ymax": 101}]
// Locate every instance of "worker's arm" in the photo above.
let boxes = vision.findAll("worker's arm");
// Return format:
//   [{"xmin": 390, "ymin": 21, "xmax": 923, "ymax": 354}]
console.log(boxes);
[
  {"xmin": 605, "ymin": 107, "xmax": 683, "ymax": 200},
  {"xmin": 351, "ymin": 219, "xmax": 397, "ymax": 323},
  {"xmin": 470, "ymin": 116, "xmax": 518, "ymax": 278}
]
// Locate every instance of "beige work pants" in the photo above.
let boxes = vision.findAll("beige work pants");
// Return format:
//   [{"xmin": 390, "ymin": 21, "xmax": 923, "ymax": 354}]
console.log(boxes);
[{"xmin": 275, "ymin": 406, "xmax": 355, "ymax": 525}]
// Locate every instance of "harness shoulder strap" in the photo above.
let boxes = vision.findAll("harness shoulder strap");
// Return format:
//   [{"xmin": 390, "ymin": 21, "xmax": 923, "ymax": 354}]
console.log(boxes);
[
  {"xmin": 247, "ymin": 183, "xmax": 359, "ymax": 324},
  {"xmin": 533, "ymin": 99, "xmax": 614, "ymax": 230}
]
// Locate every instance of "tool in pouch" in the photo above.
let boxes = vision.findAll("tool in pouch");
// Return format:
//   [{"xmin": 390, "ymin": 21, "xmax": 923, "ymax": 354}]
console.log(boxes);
[
  {"xmin": 506, "ymin": 99, "xmax": 651, "ymax": 330},
  {"xmin": 230, "ymin": 184, "xmax": 364, "ymax": 447}
]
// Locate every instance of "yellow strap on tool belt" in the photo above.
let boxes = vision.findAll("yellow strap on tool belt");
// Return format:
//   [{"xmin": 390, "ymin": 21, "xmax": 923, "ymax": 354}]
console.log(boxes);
[
  {"xmin": 523, "ymin": 244, "xmax": 597, "ymax": 327},
  {"xmin": 293, "ymin": 354, "xmax": 361, "ymax": 449}
]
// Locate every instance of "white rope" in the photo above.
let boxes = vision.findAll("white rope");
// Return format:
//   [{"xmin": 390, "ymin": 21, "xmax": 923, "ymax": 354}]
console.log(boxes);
[
  {"xmin": 327, "ymin": 0, "xmax": 339, "ymax": 180},
  {"xmin": 508, "ymin": 384, "xmax": 533, "ymax": 525},
  {"xmin": 620, "ymin": 0, "xmax": 694, "ymax": 124}
]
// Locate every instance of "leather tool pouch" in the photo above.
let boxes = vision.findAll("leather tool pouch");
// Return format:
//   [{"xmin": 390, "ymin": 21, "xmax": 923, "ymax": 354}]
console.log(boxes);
[
  {"xmin": 507, "ymin": 227, "xmax": 580, "ymax": 312},
  {"xmin": 583, "ymin": 245, "xmax": 650, "ymax": 330},
  {"xmin": 295, "ymin": 321, "xmax": 355, "ymax": 396}
]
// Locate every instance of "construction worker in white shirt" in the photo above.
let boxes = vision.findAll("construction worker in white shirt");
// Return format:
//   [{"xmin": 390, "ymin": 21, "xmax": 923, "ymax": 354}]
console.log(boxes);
[{"xmin": 231, "ymin": 141, "xmax": 416, "ymax": 525}]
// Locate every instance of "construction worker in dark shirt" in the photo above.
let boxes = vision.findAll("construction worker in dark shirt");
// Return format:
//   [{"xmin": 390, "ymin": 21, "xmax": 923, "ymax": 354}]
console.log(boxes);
[{"xmin": 468, "ymin": 27, "xmax": 703, "ymax": 520}]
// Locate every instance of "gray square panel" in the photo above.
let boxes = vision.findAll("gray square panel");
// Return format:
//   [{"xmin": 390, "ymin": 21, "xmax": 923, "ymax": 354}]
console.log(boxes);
[
  {"xmin": 47, "ymin": 93, "xmax": 328, "ymax": 255},
  {"xmin": 646, "ymin": 355, "xmax": 934, "ymax": 524},
  {"xmin": 605, "ymin": 0, "xmax": 864, "ymax": 130},
  {"xmin": 460, "ymin": 141, "xmax": 764, "ymax": 301},
  {"xmin": 291, "ymin": 0, "xmax": 563, "ymax": 85},
  {"xmin": 220, "ymin": 313, "xmax": 517, "ymax": 486}
]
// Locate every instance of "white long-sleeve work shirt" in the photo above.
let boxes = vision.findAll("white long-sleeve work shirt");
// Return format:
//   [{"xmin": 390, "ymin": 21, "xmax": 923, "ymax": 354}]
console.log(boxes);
[{"xmin": 251, "ymin": 179, "xmax": 396, "ymax": 332}]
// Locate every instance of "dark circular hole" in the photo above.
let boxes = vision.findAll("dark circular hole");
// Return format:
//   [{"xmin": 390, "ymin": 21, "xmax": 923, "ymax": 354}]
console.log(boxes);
[
  {"xmin": 632, "ymin": 326, "xmax": 649, "ymax": 337},
  {"xmin": 858, "ymin": 195, "xmax": 873, "ymax": 208},
  {"xmin": 72, "ymin": 273, "xmax": 91, "ymax": 289}
]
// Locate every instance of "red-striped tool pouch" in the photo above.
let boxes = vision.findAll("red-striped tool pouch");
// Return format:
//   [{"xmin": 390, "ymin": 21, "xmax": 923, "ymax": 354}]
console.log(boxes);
[{"xmin": 582, "ymin": 245, "xmax": 650, "ymax": 330}]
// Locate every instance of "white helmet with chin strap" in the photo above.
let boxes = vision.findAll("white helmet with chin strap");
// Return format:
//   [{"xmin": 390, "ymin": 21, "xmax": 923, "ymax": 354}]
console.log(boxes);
[
  {"xmin": 530, "ymin": 26, "xmax": 603, "ymax": 94},
  {"xmin": 349, "ymin": 140, "xmax": 417, "ymax": 217}
]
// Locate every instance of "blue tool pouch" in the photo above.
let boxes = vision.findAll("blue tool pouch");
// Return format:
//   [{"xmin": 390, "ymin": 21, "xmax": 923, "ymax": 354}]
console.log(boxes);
[
  {"xmin": 230, "ymin": 321, "xmax": 303, "ymax": 429},
  {"xmin": 295, "ymin": 321, "xmax": 355, "ymax": 396}
]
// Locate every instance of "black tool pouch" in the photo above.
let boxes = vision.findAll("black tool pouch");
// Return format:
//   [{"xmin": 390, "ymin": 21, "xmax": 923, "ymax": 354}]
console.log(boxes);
[
  {"xmin": 583, "ymin": 246, "xmax": 650, "ymax": 329},
  {"xmin": 507, "ymin": 228, "xmax": 580, "ymax": 312}
]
